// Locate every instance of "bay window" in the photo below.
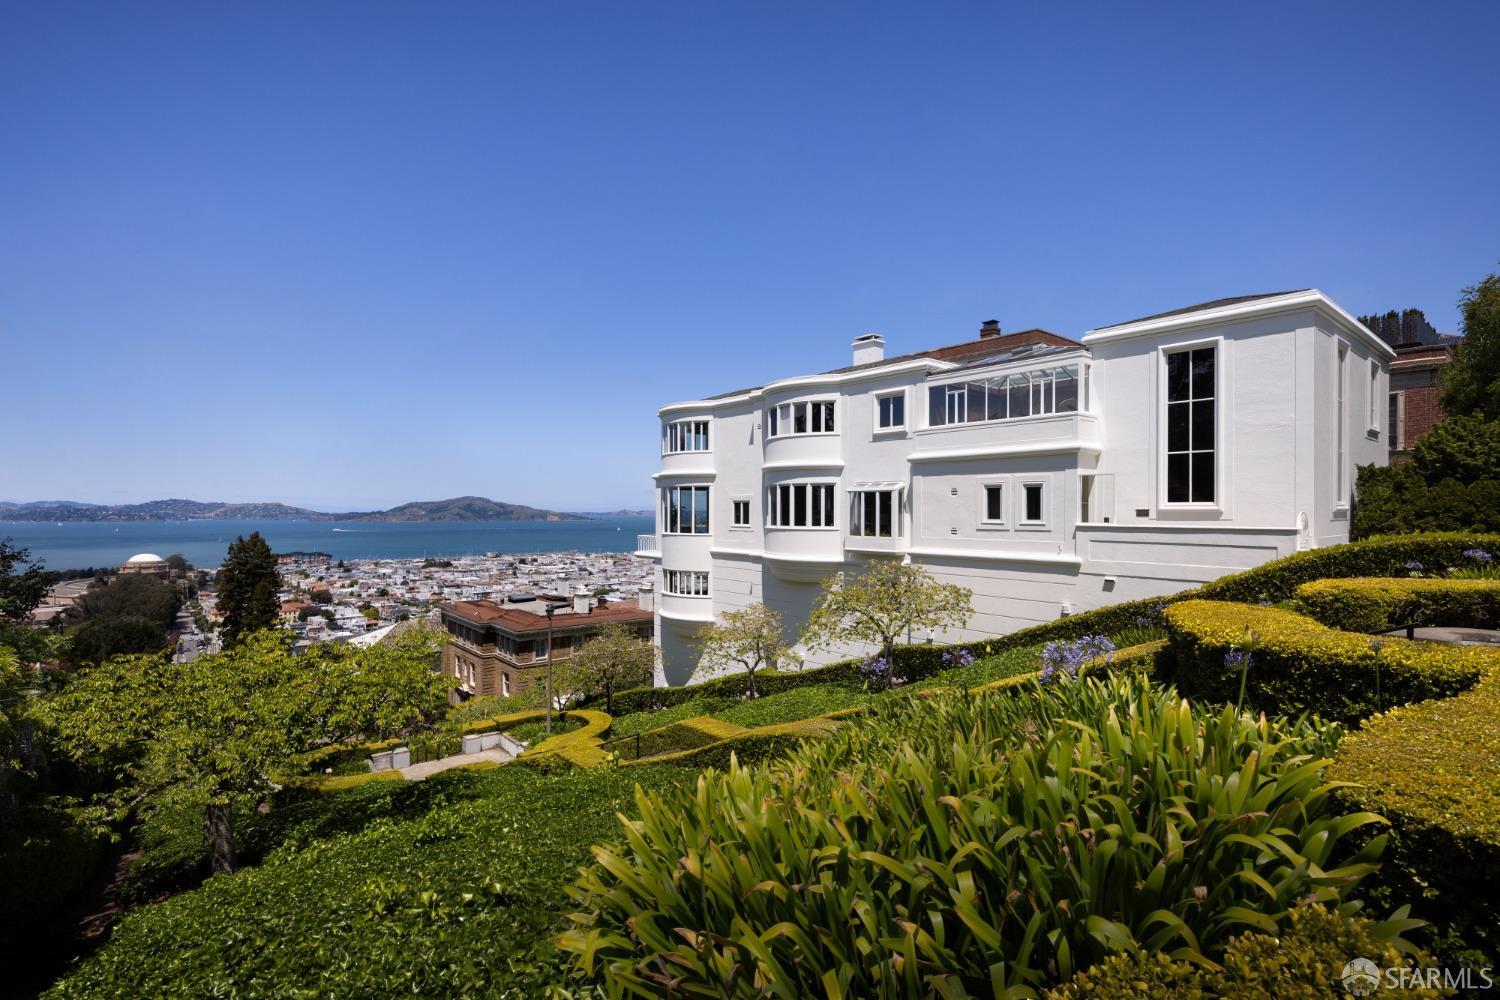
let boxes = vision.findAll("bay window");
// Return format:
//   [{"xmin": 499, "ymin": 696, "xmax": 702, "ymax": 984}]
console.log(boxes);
[
  {"xmin": 662, "ymin": 485, "xmax": 710, "ymax": 534},
  {"xmin": 768, "ymin": 482, "xmax": 836, "ymax": 528},
  {"xmin": 663, "ymin": 570, "xmax": 710, "ymax": 596},
  {"xmin": 663, "ymin": 419, "xmax": 710, "ymax": 453},
  {"xmin": 927, "ymin": 364, "xmax": 1086, "ymax": 427},
  {"xmin": 1164, "ymin": 346, "xmax": 1215, "ymax": 504},
  {"xmin": 849, "ymin": 486, "xmax": 900, "ymax": 537},
  {"xmin": 768, "ymin": 399, "xmax": 836, "ymax": 437}
]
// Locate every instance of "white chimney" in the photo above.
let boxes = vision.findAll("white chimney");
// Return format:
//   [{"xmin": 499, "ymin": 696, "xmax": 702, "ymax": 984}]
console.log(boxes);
[
  {"xmin": 852, "ymin": 333, "xmax": 885, "ymax": 366},
  {"xmin": 573, "ymin": 585, "xmax": 592, "ymax": 615},
  {"xmin": 637, "ymin": 581, "xmax": 655, "ymax": 613}
]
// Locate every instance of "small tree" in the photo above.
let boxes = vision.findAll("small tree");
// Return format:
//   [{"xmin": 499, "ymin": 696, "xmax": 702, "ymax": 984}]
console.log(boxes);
[
  {"xmin": 48, "ymin": 628, "xmax": 448, "ymax": 874},
  {"xmin": 1441, "ymin": 267, "xmax": 1500, "ymax": 421},
  {"xmin": 801, "ymin": 562, "xmax": 973, "ymax": 684},
  {"xmin": 217, "ymin": 533, "xmax": 280, "ymax": 647},
  {"xmin": 695, "ymin": 603, "xmax": 797, "ymax": 699},
  {"xmin": 0, "ymin": 538, "xmax": 47, "ymax": 625},
  {"xmin": 566, "ymin": 623, "xmax": 656, "ymax": 714}
]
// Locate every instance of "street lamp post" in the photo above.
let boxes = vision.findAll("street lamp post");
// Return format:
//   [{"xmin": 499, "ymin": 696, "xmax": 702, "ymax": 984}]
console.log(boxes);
[{"xmin": 544, "ymin": 604, "xmax": 556, "ymax": 736}]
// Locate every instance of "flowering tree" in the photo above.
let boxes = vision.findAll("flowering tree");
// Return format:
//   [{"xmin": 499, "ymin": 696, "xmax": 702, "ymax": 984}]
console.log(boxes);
[
  {"xmin": 801, "ymin": 561, "xmax": 973, "ymax": 681},
  {"xmin": 566, "ymin": 622, "xmax": 656, "ymax": 714},
  {"xmin": 695, "ymin": 603, "xmax": 797, "ymax": 699}
]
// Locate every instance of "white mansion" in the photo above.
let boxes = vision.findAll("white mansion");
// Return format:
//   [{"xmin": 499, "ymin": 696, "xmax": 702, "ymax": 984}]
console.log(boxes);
[{"xmin": 638, "ymin": 289, "xmax": 1393, "ymax": 685}]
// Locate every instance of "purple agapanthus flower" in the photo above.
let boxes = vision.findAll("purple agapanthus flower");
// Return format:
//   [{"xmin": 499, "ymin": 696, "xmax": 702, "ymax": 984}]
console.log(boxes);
[
  {"xmin": 1040, "ymin": 635, "xmax": 1115, "ymax": 685},
  {"xmin": 1404, "ymin": 561, "xmax": 1424, "ymax": 571},
  {"xmin": 942, "ymin": 648, "xmax": 975, "ymax": 669},
  {"xmin": 859, "ymin": 656, "xmax": 892, "ymax": 686},
  {"xmin": 1463, "ymin": 548, "xmax": 1493, "ymax": 563},
  {"xmin": 1224, "ymin": 648, "xmax": 1249, "ymax": 669}
]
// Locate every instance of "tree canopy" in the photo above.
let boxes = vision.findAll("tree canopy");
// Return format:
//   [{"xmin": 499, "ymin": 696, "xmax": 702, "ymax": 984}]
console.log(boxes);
[
  {"xmin": 0, "ymin": 539, "xmax": 47, "ymax": 624},
  {"xmin": 565, "ymin": 622, "xmax": 656, "ymax": 713},
  {"xmin": 217, "ymin": 533, "xmax": 280, "ymax": 647},
  {"xmin": 801, "ymin": 561, "xmax": 973, "ymax": 679},
  {"xmin": 695, "ymin": 603, "xmax": 797, "ymax": 698},
  {"xmin": 47, "ymin": 628, "xmax": 449, "ymax": 873},
  {"xmin": 1440, "ymin": 268, "xmax": 1500, "ymax": 420}
]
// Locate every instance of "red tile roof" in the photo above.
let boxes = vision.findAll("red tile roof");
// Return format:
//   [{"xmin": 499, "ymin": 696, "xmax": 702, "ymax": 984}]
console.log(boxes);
[{"xmin": 441, "ymin": 600, "xmax": 652, "ymax": 634}]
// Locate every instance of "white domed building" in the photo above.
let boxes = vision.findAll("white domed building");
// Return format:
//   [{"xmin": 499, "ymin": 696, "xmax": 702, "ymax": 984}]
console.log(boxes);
[{"xmin": 120, "ymin": 552, "xmax": 170, "ymax": 578}]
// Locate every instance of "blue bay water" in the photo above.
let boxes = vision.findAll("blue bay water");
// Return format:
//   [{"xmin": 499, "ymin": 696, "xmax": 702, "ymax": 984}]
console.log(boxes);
[{"xmin": 0, "ymin": 517, "xmax": 655, "ymax": 570}]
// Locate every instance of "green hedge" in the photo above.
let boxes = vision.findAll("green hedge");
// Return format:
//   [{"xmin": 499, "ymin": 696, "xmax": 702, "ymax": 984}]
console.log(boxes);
[
  {"xmin": 1330, "ymin": 670, "xmax": 1500, "ymax": 973},
  {"xmin": 597, "ymin": 534, "xmax": 1500, "ymax": 709},
  {"xmin": 1354, "ymin": 462, "xmax": 1500, "ymax": 539},
  {"xmin": 518, "ymin": 709, "xmax": 613, "ymax": 768},
  {"xmin": 604, "ymin": 716, "xmax": 748, "ymax": 762},
  {"xmin": 1046, "ymin": 904, "xmax": 1443, "ymax": 999},
  {"xmin": 618, "ymin": 716, "xmax": 838, "ymax": 771},
  {"xmin": 1161, "ymin": 599, "xmax": 1491, "ymax": 724},
  {"xmin": 1296, "ymin": 576, "xmax": 1500, "ymax": 634}
]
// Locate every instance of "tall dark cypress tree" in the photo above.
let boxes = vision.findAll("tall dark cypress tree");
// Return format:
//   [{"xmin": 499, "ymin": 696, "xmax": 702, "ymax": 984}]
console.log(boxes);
[{"xmin": 217, "ymin": 532, "xmax": 280, "ymax": 647}]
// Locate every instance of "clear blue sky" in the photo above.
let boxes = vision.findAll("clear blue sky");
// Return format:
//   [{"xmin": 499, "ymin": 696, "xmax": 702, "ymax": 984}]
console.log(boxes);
[{"xmin": 3, "ymin": 2, "xmax": 1496, "ymax": 511}]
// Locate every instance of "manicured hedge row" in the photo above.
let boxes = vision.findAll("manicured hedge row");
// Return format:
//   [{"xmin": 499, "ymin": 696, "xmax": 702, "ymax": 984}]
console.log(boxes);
[
  {"xmin": 606, "ymin": 716, "xmax": 749, "ymax": 762},
  {"xmin": 1161, "ymin": 599, "xmax": 1491, "ymax": 724},
  {"xmin": 620, "ymin": 717, "xmax": 838, "ymax": 771},
  {"xmin": 1330, "ymin": 670, "xmax": 1500, "ymax": 971},
  {"xmin": 519, "ymin": 709, "xmax": 613, "ymax": 768},
  {"xmin": 1295, "ymin": 576, "xmax": 1500, "ymax": 634},
  {"xmin": 1046, "ymin": 904, "xmax": 1444, "ymax": 999},
  {"xmin": 596, "ymin": 534, "xmax": 1500, "ymax": 709},
  {"xmin": 281, "ymin": 770, "xmax": 405, "ymax": 797},
  {"xmin": 458, "ymin": 708, "xmax": 546, "ymax": 736}
]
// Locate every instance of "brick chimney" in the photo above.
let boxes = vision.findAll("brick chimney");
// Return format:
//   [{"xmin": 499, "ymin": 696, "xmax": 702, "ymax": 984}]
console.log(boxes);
[
  {"xmin": 980, "ymin": 320, "xmax": 1002, "ymax": 339},
  {"xmin": 852, "ymin": 333, "xmax": 885, "ymax": 366}
]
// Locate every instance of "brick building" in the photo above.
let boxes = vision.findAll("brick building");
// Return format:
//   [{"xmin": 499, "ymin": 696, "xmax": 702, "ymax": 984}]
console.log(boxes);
[{"xmin": 439, "ymin": 586, "xmax": 655, "ymax": 700}]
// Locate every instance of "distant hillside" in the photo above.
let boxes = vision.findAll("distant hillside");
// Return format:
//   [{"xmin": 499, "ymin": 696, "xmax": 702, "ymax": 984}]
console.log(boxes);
[
  {"xmin": 576, "ymin": 509, "xmax": 653, "ymax": 518},
  {"xmin": 0, "ymin": 496, "xmax": 586, "ymax": 523},
  {"xmin": 349, "ymin": 497, "xmax": 585, "ymax": 523}
]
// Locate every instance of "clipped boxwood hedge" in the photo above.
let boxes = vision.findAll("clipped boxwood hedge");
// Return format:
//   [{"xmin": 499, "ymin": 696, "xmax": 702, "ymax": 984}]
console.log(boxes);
[
  {"xmin": 518, "ymin": 709, "xmax": 613, "ymax": 768},
  {"xmin": 605, "ymin": 716, "xmax": 748, "ymax": 762},
  {"xmin": 619, "ymin": 716, "xmax": 839, "ymax": 771},
  {"xmin": 1161, "ymin": 599, "xmax": 1492, "ymax": 724},
  {"xmin": 594, "ymin": 533, "xmax": 1500, "ymax": 708},
  {"xmin": 1330, "ymin": 670, "xmax": 1500, "ymax": 972},
  {"xmin": 1295, "ymin": 576, "xmax": 1500, "ymax": 634},
  {"xmin": 1046, "ymin": 904, "xmax": 1444, "ymax": 999}
]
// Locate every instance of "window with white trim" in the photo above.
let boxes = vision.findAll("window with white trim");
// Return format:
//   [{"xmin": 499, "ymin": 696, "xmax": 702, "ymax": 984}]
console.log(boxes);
[
  {"xmin": 1021, "ymin": 482, "xmax": 1046, "ymax": 525},
  {"xmin": 767, "ymin": 483, "xmax": 836, "ymax": 528},
  {"xmin": 981, "ymin": 483, "xmax": 1005, "ymax": 524},
  {"xmin": 1336, "ymin": 342, "xmax": 1349, "ymax": 501},
  {"xmin": 1164, "ymin": 346, "xmax": 1215, "ymax": 504},
  {"xmin": 663, "ymin": 419, "xmax": 709, "ymax": 453},
  {"xmin": 662, "ymin": 570, "xmax": 710, "ymax": 596},
  {"xmin": 1368, "ymin": 360, "xmax": 1379, "ymax": 432},
  {"xmin": 768, "ymin": 400, "xmax": 835, "ymax": 437},
  {"xmin": 849, "ymin": 488, "xmax": 899, "ymax": 537},
  {"xmin": 662, "ymin": 485, "xmax": 710, "ymax": 534},
  {"xmin": 876, "ymin": 391, "xmax": 905, "ymax": 430},
  {"xmin": 927, "ymin": 364, "xmax": 1084, "ymax": 427},
  {"xmin": 731, "ymin": 499, "xmax": 751, "ymax": 527}
]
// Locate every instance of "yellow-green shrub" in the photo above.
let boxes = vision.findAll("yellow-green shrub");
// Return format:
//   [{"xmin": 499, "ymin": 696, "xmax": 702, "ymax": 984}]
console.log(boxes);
[
  {"xmin": 458, "ymin": 708, "xmax": 545, "ymax": 736},
  {"xmin": 619, "ymin": 716, "xmax": 838, "ymax": 770},
  {"xmin": 1162, "ymin": 600, "xmax": 1490, "ymax": 723},
  {"xmin": 1296, "ymin": 576, "xmax": 1500, "ymax": 634},
  {"xmin": 1330, "ymin": 671, "xmax": 1500, "ymax": 971},
  {"xmin": 284, "ymin": 770, "xmax": 405, "ymax": 795},
  {"xmin": 1046, "ymin": 904, "xmax": 1443, "ymax": 999},
  {"xmin": 518, "ymin": 709, "xmax": 612, "ymax": 766}
]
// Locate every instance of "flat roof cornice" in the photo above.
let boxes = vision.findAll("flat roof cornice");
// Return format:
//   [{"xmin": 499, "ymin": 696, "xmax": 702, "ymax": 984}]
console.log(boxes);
[
  {"xmin": 657, "ymin": 358, "xmax": 949, "ymax": 416},
  {"xmin": 1082, "ymin": 290, "xmax": 1395, "ymax": 360}
]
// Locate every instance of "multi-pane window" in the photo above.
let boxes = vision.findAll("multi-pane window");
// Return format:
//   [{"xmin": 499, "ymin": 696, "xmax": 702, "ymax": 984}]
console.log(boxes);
[
  {"xmin": 731, "ymin": 499, "xmax": 751, "ymax": 526},
  {"xmin": 1336, "ymin": 343, "xmax": 1348, "ymax": 500},
  {"xmin": 876, "ymin": 392, "xmax": 905, "ymax": 430},
  {"xmin": 850, "ymin": 489, "xmax": 898, "ymax": 537},
  {"xmin": 1389, "ymin": 391, "xmax": 1404, "ymax": 449},
  {"xmin": 927, "ymin": 365, "xmax": 1085, "ymax": 427},
  {"xmin": 663, "ymin": 419, "xmax": 709, "ymax": 453},
  {"xmin": 1165, "ymin": 347, "xmax": 1215, "ymax": 504},
  {"xmin": 768, "ymin": 400, "xmax": 835, "ymax": 437},
  {"xmin": 1368, "ymin": 360, "xmax": 1379, "ymax": 431},
  {"xmin": 982, "ymin": 484, "xmax": 1004, "ymax": 523},
  {"xmin": 662, "ymin": 485, "xmax": 710, "ymax": 534},
  {"xmin": 767, "ymin": 483, "xmax": 836, "ymax": 528},
  {"xmin": 663, "ymin": 570, "xmax": 710, "ymax": 596},
  {"xmin": 1022, "ymin": 483, "xmax": 1045, "ymax": 524}
]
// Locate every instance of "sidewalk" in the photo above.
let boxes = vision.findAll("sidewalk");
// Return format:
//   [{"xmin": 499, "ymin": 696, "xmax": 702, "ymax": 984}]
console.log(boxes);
[{"xmin": 398, "ymin": 746, "xmax": 515, "ymax": 781}]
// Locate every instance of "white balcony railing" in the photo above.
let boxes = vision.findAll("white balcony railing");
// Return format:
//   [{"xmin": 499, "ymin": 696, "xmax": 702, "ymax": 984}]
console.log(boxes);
[{"xmin": 634, "ymin": 534, "xmax": 660, "ymax": 556}]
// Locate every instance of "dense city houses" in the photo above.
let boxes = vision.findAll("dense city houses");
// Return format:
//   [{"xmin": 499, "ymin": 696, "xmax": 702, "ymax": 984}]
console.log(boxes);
[
  {"xmin": 269, "ymin": 549, "xmax": 651, "ymax": 652},
  {"xmin": 639, "ymin": 289, "xmax": 1394, "ymax": 683}
]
